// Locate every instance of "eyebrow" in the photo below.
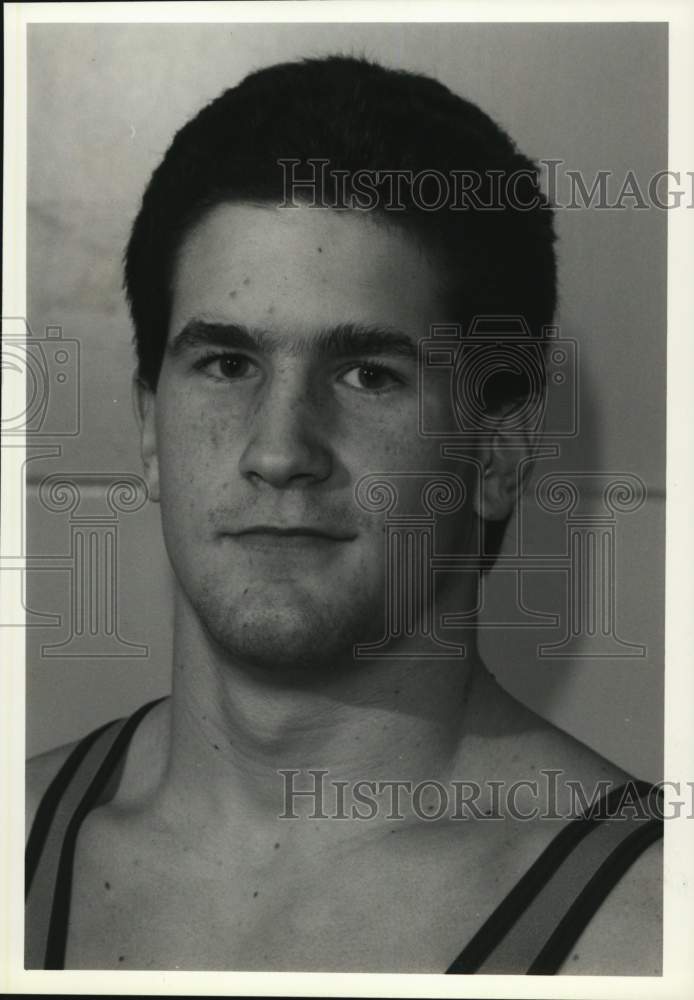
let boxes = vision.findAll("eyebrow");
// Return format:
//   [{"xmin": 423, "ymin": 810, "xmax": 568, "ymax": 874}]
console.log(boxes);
[{"xmin": 167, "ymin": 320, "xmax": 419, "ymax": 361}]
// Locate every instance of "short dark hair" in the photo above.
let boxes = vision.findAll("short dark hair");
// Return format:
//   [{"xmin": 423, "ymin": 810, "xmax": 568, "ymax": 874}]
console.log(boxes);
[{"xmin": 124, "ymin": 54, "xmax": 557, "ymax": 394}]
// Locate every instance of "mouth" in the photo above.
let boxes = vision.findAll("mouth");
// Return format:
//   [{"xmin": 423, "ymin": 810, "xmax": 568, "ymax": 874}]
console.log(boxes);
[{"xmin": 224, "ymin": 526, "xmax": 357, "ymax": 549}]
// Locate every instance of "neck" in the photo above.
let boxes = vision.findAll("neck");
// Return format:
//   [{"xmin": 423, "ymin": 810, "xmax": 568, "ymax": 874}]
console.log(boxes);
[{"xmin": 156, "ymin": 590, "xmax": 502, "ymax": 840}]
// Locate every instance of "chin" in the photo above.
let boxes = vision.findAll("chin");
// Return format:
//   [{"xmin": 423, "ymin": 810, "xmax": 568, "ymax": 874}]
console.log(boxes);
[{"xmin": 192, "ymin": 585, "xmax": 385, "ymax": 679}]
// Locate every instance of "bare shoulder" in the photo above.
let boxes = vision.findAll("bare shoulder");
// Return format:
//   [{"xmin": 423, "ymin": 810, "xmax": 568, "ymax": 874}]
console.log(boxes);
[
  {"xmin": 26, "ymin": 698, "xmax": 171, "ymax": 847},
  {"xmin": 26, "ymin": 739, "xmax": 82, "ymax": 845},
  {"xmin": 477, "ymin": 668, "xmax": 636, "ymax": 801},
  {"xmin": 539, "ymin": 689, "xmax": 663, "ymax": 975},
  {"xmin": 481, "ymin": 673, "xmax": 663, "ymax": 975}
]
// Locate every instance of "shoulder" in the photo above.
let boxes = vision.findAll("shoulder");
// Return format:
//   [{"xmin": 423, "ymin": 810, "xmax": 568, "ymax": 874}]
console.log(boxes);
[
  {"xmin": 26, "ymin": 739, "xmax": 82, "ymax": 846},
  {"xmin": 26, "ymin": 698, "xmax": 171, "ymax": 846},
  {"xmin": 473, "ymin": 667, "xmax": 635, "ymax": 806},
  {"xmin": 542, "ymin": 703, "xmax": 663, "ymax": 975},
  {"xmin": 474, "ymin": 670, "xmax": 663, "ymax": 974},
  {"xmin": 556, "ymin": 835, "xmax": 663, "ymax": 975}
]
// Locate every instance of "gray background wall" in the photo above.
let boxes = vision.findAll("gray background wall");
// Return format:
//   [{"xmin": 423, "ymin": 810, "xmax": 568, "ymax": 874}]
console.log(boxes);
[{"xmin": 24, "ymin": 22, "xmax": 666, "ymax": 780}]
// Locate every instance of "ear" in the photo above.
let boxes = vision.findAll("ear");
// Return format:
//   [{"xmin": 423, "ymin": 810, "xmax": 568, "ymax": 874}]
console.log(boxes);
[
  {"xmin": 132, "ymin": 375, "xmax": 160, "ymax": 503},
  {"xmin": 472, "ymin": 406, "xmax": 542, "ymax": 522}
]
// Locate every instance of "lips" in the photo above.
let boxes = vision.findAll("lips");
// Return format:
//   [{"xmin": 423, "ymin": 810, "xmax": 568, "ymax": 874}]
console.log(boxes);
[
  {"xmin": 224, "ymin": 526, "xmax": 356, "ymax": 554},
  {"xmin": 230, "ymin": 525, "xmax": 356, "ymax": 542}
]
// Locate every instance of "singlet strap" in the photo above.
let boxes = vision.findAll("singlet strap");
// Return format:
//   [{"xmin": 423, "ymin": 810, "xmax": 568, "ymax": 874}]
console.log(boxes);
[
  {"xmin": 446, "ymin": 781, "xmax": 663, "ymax": 974},
  {"xmin": 25, "ymin": 698, "xmax": 165, "ymax": 970},
  {"xmin": 26, "ymin": 717, "xmax": 663, "ymax": 975}
]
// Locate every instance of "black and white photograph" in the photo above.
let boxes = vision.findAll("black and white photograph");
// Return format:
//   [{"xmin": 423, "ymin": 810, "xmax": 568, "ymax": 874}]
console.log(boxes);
[{"xmin": 2, "ymin": 1, "xmax": 693, "ymax": 995}]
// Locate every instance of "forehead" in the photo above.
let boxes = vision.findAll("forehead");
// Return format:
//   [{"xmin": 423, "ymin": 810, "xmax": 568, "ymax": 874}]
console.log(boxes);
[{"xmin": 169, "ymin": 202, "xmax": 451, "ymax": 342}]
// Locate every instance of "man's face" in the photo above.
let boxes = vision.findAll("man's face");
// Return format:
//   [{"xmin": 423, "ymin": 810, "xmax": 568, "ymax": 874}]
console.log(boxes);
[{"xmin": 143, "ymin": 202, "xmax": 476, "ymax": 673}]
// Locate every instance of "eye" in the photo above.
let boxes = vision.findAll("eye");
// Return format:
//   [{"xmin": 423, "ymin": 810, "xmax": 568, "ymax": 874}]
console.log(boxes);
[
  {"xmin": 195, "ymin": 352, "xmax": 257, "ymax": 381},
  {"xmin": 340, "ymin": 362, "xmax": 402, "ymax": 392}
]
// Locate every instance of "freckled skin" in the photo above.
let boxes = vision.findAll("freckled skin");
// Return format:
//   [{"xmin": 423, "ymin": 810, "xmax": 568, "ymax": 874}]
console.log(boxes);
[{"xmin": 142, "ymin": 203, "xmax": 476, "ymax": 675}]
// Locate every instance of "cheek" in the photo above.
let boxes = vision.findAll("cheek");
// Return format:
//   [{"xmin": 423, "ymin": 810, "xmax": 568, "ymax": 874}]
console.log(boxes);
[
  {"xmin": 157, "ymin": 393, "xmax": 237, "ymax": 475},
  {"xmin": 357, "ymin": 430, "xmax": 443, "ymax": 473},
  {"xmin": 154, "ymin": 413, "xmax": 216, "ymax": 528},
  {"xmin": 339, "ymin": 403, "xmax": 424, "ymax": 462}
]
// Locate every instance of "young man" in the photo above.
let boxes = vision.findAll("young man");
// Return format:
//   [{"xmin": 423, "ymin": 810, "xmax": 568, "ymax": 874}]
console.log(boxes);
[{"xmin": 25, "ymin": 56, "xmax": 662, "ymax": 974}]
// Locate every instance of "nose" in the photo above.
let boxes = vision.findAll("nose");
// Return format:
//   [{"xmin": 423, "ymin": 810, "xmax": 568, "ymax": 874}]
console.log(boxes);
[{"xmin": 238, "ymin": 374, "xmax": 333, "ymax": 489}]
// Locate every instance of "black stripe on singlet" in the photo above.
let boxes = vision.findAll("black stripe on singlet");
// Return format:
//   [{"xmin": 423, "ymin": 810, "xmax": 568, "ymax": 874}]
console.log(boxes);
[
  {"xmin": 26, "ymin": 717, "xmax": 119, "ymax": 898},
  {"xmin": 445, "ymin": 780, "xmax": 660, "ymax": 974},
  {"xmin": 528, "ymin": 809, "xmax": 663, "ymax": 974},
  {"xmin": 43, "ymin": 698, "xmax": 165, "ymax": 970},
  {"xmin": 29, "ymin": 707, "xmax": 662, "ymax": 974}
]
